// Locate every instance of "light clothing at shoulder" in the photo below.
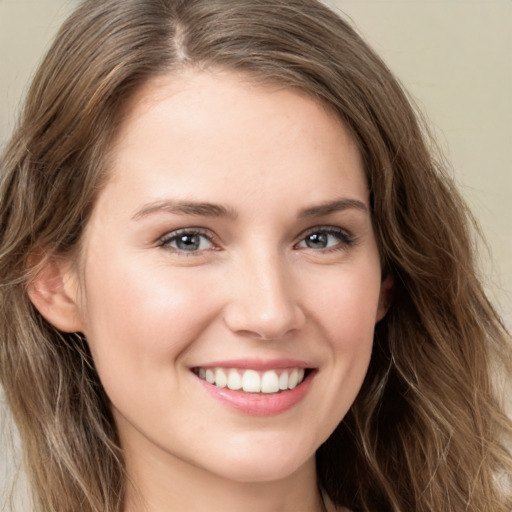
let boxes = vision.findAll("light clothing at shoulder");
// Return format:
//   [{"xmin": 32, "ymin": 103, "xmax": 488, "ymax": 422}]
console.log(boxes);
[{"xmin": 322, "ymin": 491, "xmax": 352, "ymax": 512}]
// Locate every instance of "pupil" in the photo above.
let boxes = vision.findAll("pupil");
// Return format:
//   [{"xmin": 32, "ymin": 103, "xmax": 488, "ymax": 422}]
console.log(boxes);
[
  {"xmin": 306, "ymin": 232, "xmax": 327, "ymax": 249},
  {"xmin": 177, "ymin": 234, "xmax": 200, "ymax": 251}
]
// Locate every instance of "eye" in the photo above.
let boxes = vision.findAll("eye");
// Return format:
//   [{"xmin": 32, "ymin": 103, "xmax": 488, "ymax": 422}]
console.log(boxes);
[
  {"xmin": 296, "ymin": 227, "xmax": 354, "ymax": 251},
  {"xmin": 159, "ymin": 229, "xmax": 215, "ymax": 252}
]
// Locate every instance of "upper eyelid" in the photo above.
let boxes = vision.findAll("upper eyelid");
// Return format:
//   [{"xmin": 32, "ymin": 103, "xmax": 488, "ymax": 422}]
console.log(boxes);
[
  {"xmin": 296, "ymin": 225, "xmax": 353, "ymax": 240},
  {"xmin": 300, "ymin": 225, "xmax": 349, "ymax": 234},
  {"xmin": 158, "ymin": 227, "xmax": 219, "ymax": 247},
  {"xmin": 294, "ymin": 225, "xmax": 356, "ymax": 250},
  {"xmin": 157, "ymin": 224, "xmax": 354, "ymax": 249}
]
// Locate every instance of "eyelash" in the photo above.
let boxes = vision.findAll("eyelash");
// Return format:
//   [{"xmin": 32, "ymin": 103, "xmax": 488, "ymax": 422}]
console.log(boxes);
[
  {"xmin": 294, "ymin": 226, "xmax": 357, "ymax": 253},
  {"xmin": 157, "ymin": 226, "xmax": 356, "ymax": 255},
  {"xmin": 158, "ymin": 228, "xmax": 218, "ymax": 255}
]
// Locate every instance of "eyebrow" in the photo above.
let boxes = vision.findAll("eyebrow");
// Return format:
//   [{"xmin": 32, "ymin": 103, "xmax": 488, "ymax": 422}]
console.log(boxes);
[
  {"xmin": 132, "ymin": 200, "xmax": 238, "ymax": 220},
  {"xmin": 298, "ymin": 198, "xmax": 368, "ymax": 218},
  {"xmin": 132, "ymin": 197, "xmax": 368, "ymax": 221}
]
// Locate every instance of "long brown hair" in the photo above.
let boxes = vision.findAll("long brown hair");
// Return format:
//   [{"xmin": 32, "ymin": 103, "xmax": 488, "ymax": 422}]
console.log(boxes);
[{"xmin": 1, "ymin": 1, "xmax": 511, "ymax": 510}]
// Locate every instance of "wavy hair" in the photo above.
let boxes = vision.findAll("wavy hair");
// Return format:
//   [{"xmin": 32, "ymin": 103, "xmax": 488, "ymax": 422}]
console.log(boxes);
[{"xmin": 1, "ymin": 0, "xmax": 511, "ymax": 510}]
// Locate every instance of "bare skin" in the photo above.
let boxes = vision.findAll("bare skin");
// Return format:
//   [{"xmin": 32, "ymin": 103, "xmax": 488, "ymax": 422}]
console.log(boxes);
[{"xmin": 33, "ymin": 70, "xmax": 389, "ymax": 512}]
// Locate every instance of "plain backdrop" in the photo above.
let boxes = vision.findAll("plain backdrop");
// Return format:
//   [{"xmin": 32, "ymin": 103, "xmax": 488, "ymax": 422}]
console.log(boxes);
[{"xmin": 1, "ymin": 0, "xmax": 511, "ymax": 508}]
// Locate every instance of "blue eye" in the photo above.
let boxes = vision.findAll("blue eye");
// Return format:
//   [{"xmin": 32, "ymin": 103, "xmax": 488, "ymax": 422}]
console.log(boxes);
[
  {"xmin": 297, "ymin": 228, "xmax": 353, "ymax": 251},
  {"xmin": 160, "ymin": 230, "xmax": 214, "ymax": 252}
]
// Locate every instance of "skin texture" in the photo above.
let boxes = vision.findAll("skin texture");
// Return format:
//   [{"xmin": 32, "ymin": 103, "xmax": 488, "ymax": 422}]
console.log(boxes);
[{"xmin": 35, "ymin": 70, "xmax": 390, "ymax": 512}]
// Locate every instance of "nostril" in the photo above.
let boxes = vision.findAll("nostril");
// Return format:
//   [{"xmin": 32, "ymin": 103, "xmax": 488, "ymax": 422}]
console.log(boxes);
[{"xmin": 222, "ymin": 302, "xmax": 305, "ymax": 341}]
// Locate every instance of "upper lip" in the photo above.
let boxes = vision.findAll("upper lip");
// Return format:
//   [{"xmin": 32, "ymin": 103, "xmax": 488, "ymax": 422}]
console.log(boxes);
[{"xmin": 191, "ymin": 358, "xmax": 316, "ymax": 371}]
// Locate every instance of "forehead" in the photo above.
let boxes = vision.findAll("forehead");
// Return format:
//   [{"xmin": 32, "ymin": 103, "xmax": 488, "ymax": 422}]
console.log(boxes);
[
  {"xmin": 97, "ymin": 69, "xmax": 367, "ymax": 217},
  {"xmin": 113, "ymin": 69, "xmax": 353, "ymax": 151}
]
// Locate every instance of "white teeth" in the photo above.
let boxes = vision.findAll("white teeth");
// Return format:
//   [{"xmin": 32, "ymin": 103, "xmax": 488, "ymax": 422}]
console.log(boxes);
[
  {"xmin": 279, "ymin": 371, "xmax": 289, "ymax": 390},
  {"xmin": 215, "ymin": 368, "xmax": 227, "ymax": 388},
  {"xmin": 205, "ymin": 369, "xmax": 215, "ymax": 384},
  {"xmin": 197, "ymin": 367, "xmax": 308, "ymax": 393},
  {"xmin": 288, "ymin": 369, "xmax": 299, "ymax": 389},
  {"xmin": 261, "ymin": 370, "xmax": 280, "ymax": 393},
  {"xmin": 242, "ymin": 369, "xmax": 261, "ymax": 392},
  {"xmin": 227, "ymin": 369, "xmax": 242, "ymax": 390}
]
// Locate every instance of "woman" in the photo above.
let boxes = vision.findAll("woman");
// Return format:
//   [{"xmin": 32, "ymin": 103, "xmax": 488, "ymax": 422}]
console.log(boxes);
[{"xmin": 0, "ymin": 0, "xmax": 510, "ymax": 511}]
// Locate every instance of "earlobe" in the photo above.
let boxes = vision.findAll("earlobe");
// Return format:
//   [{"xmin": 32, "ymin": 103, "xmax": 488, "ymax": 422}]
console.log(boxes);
[
  {"xmin": 376, "ymin": 275, "xmax": 393, "ymax": 322},
  {"xmin": 27, "ymin": 256, "xmax": 84, "ymax": 333}
]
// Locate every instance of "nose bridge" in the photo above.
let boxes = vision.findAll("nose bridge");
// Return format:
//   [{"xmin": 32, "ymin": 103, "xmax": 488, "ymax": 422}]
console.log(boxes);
[{"xmin": 224, "ymin": 245, "xmax": 304, "ymax": 339}]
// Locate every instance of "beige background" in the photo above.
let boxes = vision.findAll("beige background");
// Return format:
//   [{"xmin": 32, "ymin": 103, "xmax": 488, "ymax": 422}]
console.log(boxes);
[
  {"xmin": 1, "ymin": 0, "xmax": 510, "ymax": 325},
  {"xmin": 1, "ymin": 0, "xmax": 511, "ymax": 507}
]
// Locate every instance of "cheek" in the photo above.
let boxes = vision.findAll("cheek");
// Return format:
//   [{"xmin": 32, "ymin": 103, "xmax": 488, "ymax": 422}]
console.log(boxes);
[
  {"xmin": 79, "ymin": 255, "xmax": 221, "ymax": 378},
  {"xmin": 309, "ymin": 264, "xmax": 381, "ymax": 402},
  {"xmin": 312, "ymin": 263, "xmax": 382, "ymax": 342}
]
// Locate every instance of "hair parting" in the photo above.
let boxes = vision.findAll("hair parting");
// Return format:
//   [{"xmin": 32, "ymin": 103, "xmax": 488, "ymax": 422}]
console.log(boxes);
[{"xmin": 0, "ymin": 1, "xmax": 511, "ymax": 510}]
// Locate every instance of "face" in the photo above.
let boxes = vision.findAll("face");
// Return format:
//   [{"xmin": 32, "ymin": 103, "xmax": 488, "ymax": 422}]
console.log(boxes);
[{"xmin": 69, "ymin": 70, "xmax": 388, "ymax": 485}]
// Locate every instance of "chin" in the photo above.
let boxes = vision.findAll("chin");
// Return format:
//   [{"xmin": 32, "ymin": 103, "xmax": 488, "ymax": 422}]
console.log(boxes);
[{"xmin": 201, "ymin": 443, "xmax": 316, "ymax": 484}]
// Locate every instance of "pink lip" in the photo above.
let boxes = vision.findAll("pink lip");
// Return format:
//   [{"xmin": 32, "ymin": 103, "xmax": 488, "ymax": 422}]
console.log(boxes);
[
  {"xmin": 195, "ymin": 369, "xmax": 316, "ymax": 416},
  {"xmin": 192, "ymin": 358, "xmax": 315, "ymax": 371}
]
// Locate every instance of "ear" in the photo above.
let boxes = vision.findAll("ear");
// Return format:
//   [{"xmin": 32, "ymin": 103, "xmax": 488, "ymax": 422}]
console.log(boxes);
[
  {"xmin": 375, "ymin": 275, "xmax": 393, "ymax": 322},
  {"xmin": 27, "ymin": 256, "xmax": 84, "ymax": 333}
]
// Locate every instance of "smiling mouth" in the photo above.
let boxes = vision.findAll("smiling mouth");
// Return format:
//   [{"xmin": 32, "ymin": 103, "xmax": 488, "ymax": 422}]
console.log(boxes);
[{"xmin": 192, "ymin": 367, "xmax": 309, "ymax": 394}]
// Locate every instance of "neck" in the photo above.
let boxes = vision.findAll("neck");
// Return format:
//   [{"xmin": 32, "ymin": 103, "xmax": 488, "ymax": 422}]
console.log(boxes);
[{"xmin": 122, "ymin": 444, "xmax": 325, "ymax": 512}]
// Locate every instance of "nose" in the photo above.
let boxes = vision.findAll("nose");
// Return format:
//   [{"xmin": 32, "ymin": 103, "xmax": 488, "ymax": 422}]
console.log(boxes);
[{"xmin": 223, "ymin": 250, "xmax": 305, "ymax": 340}]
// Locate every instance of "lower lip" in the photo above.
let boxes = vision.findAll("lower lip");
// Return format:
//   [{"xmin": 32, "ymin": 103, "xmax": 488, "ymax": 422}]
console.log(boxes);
[{"xmin": 196, "ymin": 372, "xmax": 315, "ymax": 416}]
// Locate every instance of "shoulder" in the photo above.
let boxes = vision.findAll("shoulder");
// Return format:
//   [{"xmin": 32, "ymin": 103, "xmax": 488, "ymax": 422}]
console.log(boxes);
[{"xmin": 322, "ymin": 491, "xmax": 352, "ymax": 512}]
